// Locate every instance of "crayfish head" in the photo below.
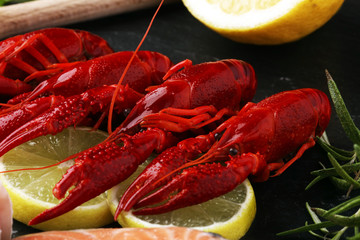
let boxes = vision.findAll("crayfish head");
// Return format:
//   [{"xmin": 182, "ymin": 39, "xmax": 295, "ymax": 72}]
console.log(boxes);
[
  {"xmin": 207, "ymin": 108, "xmax": 275, "ymax": 162},
  {"xmin": 204, "ymin": 121, "xmax": 245, "ymax": 162}
]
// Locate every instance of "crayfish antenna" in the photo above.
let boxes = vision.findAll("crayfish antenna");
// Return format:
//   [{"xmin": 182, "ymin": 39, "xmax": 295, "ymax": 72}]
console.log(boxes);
[
  {"xmin": 0, "ymin": 152, "xmax": 82, "ymax": 174},
  {"xmin": 107, "ymin": 0, "xmax": 165, "ymax": 134},
  {"xmin": 0, "ymin": 103, "xmax": 22, "ymax": 117},
  {"xmin": 0, "ymin": 103, "xmax": 13, "ymax": 108}
]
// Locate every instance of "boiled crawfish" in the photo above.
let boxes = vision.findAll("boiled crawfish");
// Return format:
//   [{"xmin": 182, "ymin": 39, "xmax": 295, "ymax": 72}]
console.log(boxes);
[
  {"xmin": 28, "ymin": 58, "xmax": 257, "ymax": 225},
  {"xmin": 116, "ymin": 88, "xmax": 331, "ymax": 216},
  {"xmin": 0, "ymin": 28, "xmax": 113, "ymax": 96},
  {"xmin": 0, "ymin": 51, "xmax": 173, "ymax": 150},
  {"xmin": 1, "ymin": 50, "xmax": 172, "ymax": 106}
]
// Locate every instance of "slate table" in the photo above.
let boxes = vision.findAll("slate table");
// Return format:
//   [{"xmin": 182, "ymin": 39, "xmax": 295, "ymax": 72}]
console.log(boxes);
[{"xmin": 12, "ymin": 1, "xmax": 360, "ymax": 239}]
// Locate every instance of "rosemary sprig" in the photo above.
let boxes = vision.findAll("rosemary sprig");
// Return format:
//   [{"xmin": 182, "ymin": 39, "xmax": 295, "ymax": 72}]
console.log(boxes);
[
  {"xmin": 278, "ymin": 71, "xmax": 360, "ymax": 239},
  {"xmin": 325, "ymin": 70, "xmax": 360, "ymax": 145}
]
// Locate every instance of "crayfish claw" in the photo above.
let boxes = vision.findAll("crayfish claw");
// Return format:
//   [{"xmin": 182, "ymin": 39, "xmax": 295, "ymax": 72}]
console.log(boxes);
[
  {"xmin": 133, "ymin": 175, "xmax": 186, "ymax": 215},
  {"xmin": 33, "ymin": 129, "xmax": 176, "ymax": 224},
  {"xmin": 117, "ymin": 135, "xmax": 216, "ymax": 217},
  {"xmin": 116, "ymin": 146, "xmax": 187, "ymax": 217},
  {"xmin": 131, "ymin": 153, "xmax": 265, "ymax": 216},
  {"xmin": 53, "ymin": 164, "xmax": 82, "ymax": 200},
  {"xmin": 0, "ymin": 95, "xmax": 63, "ymax": 143},
  {"xmin": 29, "ymin": 179, "xmax": 95, "ymax": 225}
]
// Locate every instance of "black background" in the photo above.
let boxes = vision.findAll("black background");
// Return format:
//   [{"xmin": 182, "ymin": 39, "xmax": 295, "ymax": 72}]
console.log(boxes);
[{"xmin": 12, "ymin": 1, "xmax": 360, "ymax": 239}]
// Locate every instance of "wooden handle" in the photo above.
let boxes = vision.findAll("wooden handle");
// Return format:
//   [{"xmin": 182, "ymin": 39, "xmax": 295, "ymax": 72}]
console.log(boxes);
[{"xmin": 0, "ymin": 0, "xmax": 174, "ymax": 39}]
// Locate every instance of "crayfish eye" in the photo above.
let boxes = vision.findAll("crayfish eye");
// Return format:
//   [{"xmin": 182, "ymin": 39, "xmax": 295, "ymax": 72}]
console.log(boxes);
[
  {"xmin": 214, "ymin": 131, "xmax": 224, "ymax": 140},
  {"xmin": 123, "ymin": 108, "xmax": 131, "ymax": 117},
  {"xmin": 229, "ymin": 148, "xmax": 238, "ymax": 156}
]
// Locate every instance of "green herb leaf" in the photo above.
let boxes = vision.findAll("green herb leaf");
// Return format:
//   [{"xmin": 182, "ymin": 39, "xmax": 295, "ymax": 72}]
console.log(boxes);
[
  {"xmin": 314, "ymin": 208, "xmax": 360, "ymax": 227},
  {"xmin": 324, "ymin": 195, "xmax": 360, "ymax": 216},
  {"xmin": 355, "ymin": 144, "xmax": 360, "ymax": 162},
  {"xmin": 311, "ymin": 163, "xmax": 360, "ymax": 177},
  {"xmin": 326, "ymin": 70, "xmax": 360, "ymax": 145},
  {"xmin": 317, "ymin": 136, "xmax": 355, "ymax": 161},
  {"xmin": 328, "ymin": 153, "xmax": 360, "ymax": 188},
  {"xmin": 277, "ymin": 221, "xmax": 336, "ymax": 236},
  {"xmin": 306, "ymin": 175, "xmax": 326, "ymax": 190},
  {"xmin": 330, "ymin": 176, "xmax": 360, "ymax": 191},
  {"xmin": 306, "ymin": 202, "xmax": 330, "ymax": 234},
  {"xmin": 332, "ymin": 227, "xmax": 348, "ymax": 240},
  {"xmin": 347, "ymin": 233, "xmax": 360, "ymax": 240}
]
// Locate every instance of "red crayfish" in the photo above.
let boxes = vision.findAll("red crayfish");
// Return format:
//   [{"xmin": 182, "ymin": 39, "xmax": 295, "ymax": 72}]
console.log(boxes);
[
  {"xmin": 115, "ymin": 88, "xmax": 331, "ymax": 216},
  {"xmin": 28, "ymin": 58, "xmax": 257, "ymax": 225},
  {"xmin": 0, "ymin": 28, "xmax": 113, "ymax": 96},
  {"xmin": 0, "ymin": 50, "xmax": 173, "ymax": 148}
]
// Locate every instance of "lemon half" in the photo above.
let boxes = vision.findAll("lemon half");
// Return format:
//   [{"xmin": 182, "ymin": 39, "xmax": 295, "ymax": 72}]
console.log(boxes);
[
  {"xmin": 108, "ymin": 159, "xmax": 256, "ymax": 240},
  {"xmin": 0, "ymin": 127, "xmax": 113, "ymax": 230},
  {"xmin": 182, "ymin": 0, "xmax": 344, "ymax": 45}
]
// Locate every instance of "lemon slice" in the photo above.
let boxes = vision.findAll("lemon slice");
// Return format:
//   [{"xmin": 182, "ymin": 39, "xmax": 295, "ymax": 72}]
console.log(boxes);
[
  {"xmin": 0, "ymin": 127, "xmax": 113, "ymax": 231},
  {"xmin": 182, "ymin": 0, "xmax": 344, "ymax": 45},
  {"xmin": 108, "ymin": 158, "xmax": 256, "ymax": 240}
]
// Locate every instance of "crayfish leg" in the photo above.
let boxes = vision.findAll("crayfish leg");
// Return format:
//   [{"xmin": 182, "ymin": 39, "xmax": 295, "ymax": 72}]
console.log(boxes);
[
  {"xmin": 271, "ymin": 137, "xmax": 316, "ymax": 177},
  {"xmin": 141, "ymin": 106, "xmax": 233, "ymax": 132},
  {"xmin": 162, "ymin": 59, "xmax": 192, "ymax": 80},
  {"xmin": 0, "ymin": 75, "xmax": 32, "ymax": 96}
]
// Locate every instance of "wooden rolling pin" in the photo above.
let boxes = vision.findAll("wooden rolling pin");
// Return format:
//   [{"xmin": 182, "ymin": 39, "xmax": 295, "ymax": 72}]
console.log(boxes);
[{"xmin": 0, "ymin": 0, "xmax": 177, "ymax": 39}]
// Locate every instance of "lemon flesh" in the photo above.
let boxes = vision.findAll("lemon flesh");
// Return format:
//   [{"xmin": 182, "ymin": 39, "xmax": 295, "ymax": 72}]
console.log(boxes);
[
  {"xmin": 108, "ymin": 158, "xmax": 256, "ymax": 240},
  {"xmin": 0, "ymin": 127, "xmax": 113, "ymax": 230},
  {"xmin": 182, "ymin": 0, "xmax": 344, "ymax": 45}
]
